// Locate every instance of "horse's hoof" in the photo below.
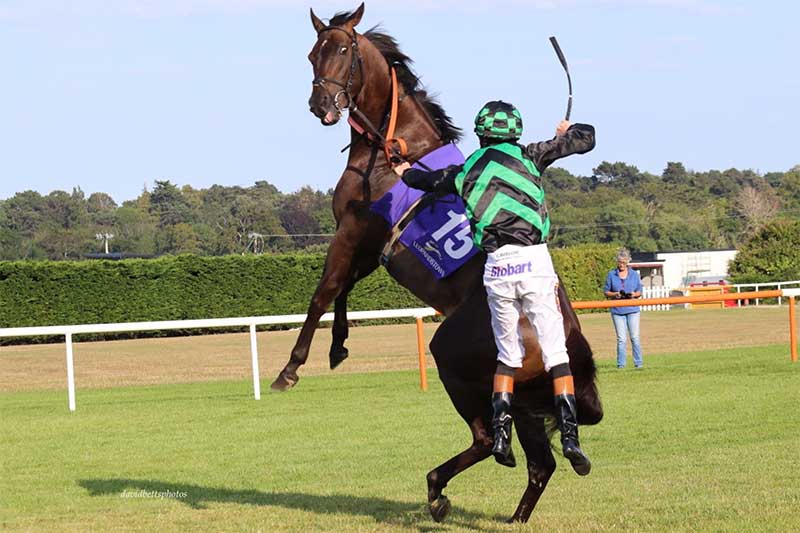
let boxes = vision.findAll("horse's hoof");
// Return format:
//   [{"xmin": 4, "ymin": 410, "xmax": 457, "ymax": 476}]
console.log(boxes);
[
  {"xmin": 429, "ymin": 495, "xmax": 451, "ymax": 523},
  {"xmin": 270, "ymin": 370, "xmax": 299, "ymax": 392},
  {"xmin": 329, "ymin": 346, "xmax": 349, "ymax": 370}
]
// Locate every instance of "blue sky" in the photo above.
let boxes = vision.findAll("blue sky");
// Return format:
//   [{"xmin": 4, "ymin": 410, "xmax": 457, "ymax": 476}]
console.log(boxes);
[{"xmin": 1, "ymin": 1, "xmax": 797, "ymax": 202}]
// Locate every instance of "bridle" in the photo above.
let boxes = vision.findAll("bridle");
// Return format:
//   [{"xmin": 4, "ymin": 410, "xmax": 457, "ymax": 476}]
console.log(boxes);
[
  {"xmin": 310, "ymin": 25, "xmax": 429, "ymax": 171},
  {"xmin": 311, "ymin": 26, "xmax": 364, "ymax": 115}
]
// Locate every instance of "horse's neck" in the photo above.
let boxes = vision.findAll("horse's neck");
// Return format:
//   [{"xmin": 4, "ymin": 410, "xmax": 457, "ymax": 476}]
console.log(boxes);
[
  {"xmin": 346, "ymin": 84, "xmax": 444, "ymax": 200},
  {"xmin": 396, "ymin": 97, "xmax": 444, "ymax": 160}
]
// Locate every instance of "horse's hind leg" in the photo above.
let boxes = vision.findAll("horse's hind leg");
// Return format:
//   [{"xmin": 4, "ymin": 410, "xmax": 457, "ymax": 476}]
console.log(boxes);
[
  {"xmin": 329, "ymin": 259, "xmax": 378, "ymax": 369},
  {"xmin": 426, "ymin": 416, "xmax": 493, "ymax": 522},
  {"xmin": 508, "ymin": 407, "xmax": 556, "ymax": 523}
]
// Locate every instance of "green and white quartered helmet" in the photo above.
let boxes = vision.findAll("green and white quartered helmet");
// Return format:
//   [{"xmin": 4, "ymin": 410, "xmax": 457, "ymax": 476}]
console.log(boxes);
[{"xmin": 473, "ymin": 100, "xmax": 523, "ymax": 140}]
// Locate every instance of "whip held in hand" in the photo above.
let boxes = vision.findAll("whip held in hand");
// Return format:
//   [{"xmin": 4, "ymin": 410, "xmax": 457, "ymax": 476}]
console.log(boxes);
[{"xmin": 549, "ymin": 36, "xmax": 573, "ymax": 121}]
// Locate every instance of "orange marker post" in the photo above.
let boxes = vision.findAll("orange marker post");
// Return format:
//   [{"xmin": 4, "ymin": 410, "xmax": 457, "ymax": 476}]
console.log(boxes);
[{"xmin": 415, "ymin": 317, "xmax": 429, "ymax": 391}]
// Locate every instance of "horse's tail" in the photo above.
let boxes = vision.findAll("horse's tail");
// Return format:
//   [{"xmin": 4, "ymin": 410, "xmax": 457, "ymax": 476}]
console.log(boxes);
[
  {"xmin": 558, "ymin": 278, "xmax": 603, "ymax": 426},
  {"xmin": 566, "ymin": 327, "xmax": 603, "ymax": 425}
]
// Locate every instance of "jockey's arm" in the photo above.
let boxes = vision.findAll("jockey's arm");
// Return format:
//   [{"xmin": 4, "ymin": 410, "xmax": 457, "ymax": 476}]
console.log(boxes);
[
  {"xmin": 525, "ymin": 123, "xmax": 596, "ymax": 172},
  {"xmin": 398, "ymin": 164, "xmax": 461, "ymax": 194}
]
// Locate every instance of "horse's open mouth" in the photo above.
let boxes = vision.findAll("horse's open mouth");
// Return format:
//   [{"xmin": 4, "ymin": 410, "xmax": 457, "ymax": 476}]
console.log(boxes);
[{"xmin": 321, "ymin": 110, "xmax": 340, "ymax": 126}]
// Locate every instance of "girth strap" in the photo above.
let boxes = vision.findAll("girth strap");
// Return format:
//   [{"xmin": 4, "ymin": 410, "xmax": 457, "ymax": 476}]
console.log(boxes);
[{"xmin": 380, "ymin": 193, "xmax": 438, "ymax": 266}]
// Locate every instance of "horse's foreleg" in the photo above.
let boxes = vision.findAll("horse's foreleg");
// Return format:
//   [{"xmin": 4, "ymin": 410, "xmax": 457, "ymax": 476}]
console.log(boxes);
[
  {"xmin": 508, "ymin": 410, "xmax": 556, "ymax": 523},
  {"xmin": 270, "ymin": 238, "xmax": 356, "ymax": 391},
  {"xmin": 426, "ymin": 417, "xmax": 493, "ymax": 523}
]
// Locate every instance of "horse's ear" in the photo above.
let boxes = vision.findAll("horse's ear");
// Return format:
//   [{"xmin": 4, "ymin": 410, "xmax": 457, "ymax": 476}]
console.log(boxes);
[
  {"xmin": 345, "ymin": 3, "xmax": 365, "ymax": 28},
  {"xmin": 310, "ymin": 8, "xmax": 326, "ymax": 34}
]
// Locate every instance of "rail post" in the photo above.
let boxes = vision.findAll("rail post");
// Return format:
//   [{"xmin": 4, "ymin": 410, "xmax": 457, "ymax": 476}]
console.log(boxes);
[
  {"xmin": 65, "ymin": 333, "xmax": 76, "ymax": 412},
  {"xmin": 249, "ymin": 324, "xmax": 261, "ymax": 400},
  {"xmin": 790, "ymin": 296, "xmax": 797, "ymax": 363},
  {"xmin": 415, "ymin": 316, "xmax": 428, "ymax": 391}
]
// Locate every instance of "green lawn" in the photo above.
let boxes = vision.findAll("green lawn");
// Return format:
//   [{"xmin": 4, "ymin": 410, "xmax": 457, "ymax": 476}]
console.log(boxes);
[{"xmin": 1, "ymin": 346, "xmax": 798, "ymax": 531}]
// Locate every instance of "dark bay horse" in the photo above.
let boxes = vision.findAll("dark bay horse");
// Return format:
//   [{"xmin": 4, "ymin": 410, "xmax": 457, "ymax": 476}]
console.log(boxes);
[{"xmin": 271, "ymin": 4, "xmax": 602, "ymax": 523}]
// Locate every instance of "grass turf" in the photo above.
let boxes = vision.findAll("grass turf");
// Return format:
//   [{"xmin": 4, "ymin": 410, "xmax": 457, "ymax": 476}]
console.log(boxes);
[{"xmin": 1, "ymin": 344, "xmax": 798, "ymax": 531}]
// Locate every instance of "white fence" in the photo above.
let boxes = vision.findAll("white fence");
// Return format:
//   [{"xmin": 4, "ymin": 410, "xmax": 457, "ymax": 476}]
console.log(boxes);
[
  {"xmin": 0, "ymin": 307, "xmax": 438, "ymax": 412},
  {"xmin": 642, "ymin": 286, "xmax": 673, "ymax": 311},
  {"xmin": 6, "ymin": 282, "xmax": 799, "ymax": 412},
  {"xmin": 731, "ymin": 280, "xmax": 800, "ymax": 306},
  {"xmin": 641, "ymin": 280, "xmax": 800, "ymax": 310}
]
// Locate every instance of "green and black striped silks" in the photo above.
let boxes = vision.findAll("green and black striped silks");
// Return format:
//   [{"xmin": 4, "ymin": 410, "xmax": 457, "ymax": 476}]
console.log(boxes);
[
  {"xmin": 474, "ymin": 101, "xmax": 523, "ymax": 140},
  {"xmin": 454, "ymin": 142, "xmax": 550, "ymax": 251}
]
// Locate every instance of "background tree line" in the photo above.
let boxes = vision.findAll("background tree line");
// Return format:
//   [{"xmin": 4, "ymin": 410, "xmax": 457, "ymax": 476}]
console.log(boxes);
[{"xmin": 1, "ymin": 161, "xmax": 799, "ymax": 261}]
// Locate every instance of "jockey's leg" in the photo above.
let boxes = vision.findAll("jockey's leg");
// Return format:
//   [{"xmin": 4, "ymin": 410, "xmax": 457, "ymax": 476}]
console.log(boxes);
[
  {"xmin": 551, "ymin": 366, "xmax": 591, "ymax": 475},
  {"xmin": 491, "ymin": 367, "xmax": 516, "ymax": 465},
  {"xmin": 485, "ymin": 279, "xmax": 523, "ymax": 465},
  {"xmin": 521, "ymin": 277, "xmax": 591, "ymax": 476}
]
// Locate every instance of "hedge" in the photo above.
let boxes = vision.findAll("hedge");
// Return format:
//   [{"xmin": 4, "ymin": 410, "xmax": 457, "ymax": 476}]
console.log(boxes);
[{"xmin": 0, "ymin": 244, "xmax": 616, "ymax": 343}]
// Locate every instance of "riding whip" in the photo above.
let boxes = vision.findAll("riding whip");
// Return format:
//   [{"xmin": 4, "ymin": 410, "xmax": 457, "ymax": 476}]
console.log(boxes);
[{"xmin": 549, "ymin": 36, "xmax": 572, "ymax": 121}]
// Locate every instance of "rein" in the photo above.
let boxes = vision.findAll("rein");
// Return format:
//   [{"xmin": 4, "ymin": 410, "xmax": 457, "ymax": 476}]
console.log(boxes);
[{"xmin": 346, "ymin": 68, "xmax": 413, "ymax": 167}]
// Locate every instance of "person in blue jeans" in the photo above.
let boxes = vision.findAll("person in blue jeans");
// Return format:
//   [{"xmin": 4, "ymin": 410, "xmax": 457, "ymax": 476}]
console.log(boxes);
[{"xmin": 603, "ymin": 248, "xmax": 644, "ymax": 368}]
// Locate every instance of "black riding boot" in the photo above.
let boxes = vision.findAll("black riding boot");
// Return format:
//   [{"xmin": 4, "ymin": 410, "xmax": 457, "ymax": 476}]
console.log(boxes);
[
  {"xmin": 555, "ymin": 393, "xmax": 592, "ymax": 476},
  {"xmin": 491, "ymin": 392, "xmax": 514, "ymax": 465}
]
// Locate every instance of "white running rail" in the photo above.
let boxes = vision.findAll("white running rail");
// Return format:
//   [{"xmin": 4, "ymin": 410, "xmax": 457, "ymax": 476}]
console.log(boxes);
[{"xmin": 0, "ymin": 307, "xmax": 438, "ymax": 412}]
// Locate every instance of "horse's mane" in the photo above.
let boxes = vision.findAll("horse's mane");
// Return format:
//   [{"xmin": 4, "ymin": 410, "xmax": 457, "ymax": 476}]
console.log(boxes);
[{"xmin": 329, "ymin": 12, "xmax": 462, "ymax": 143}]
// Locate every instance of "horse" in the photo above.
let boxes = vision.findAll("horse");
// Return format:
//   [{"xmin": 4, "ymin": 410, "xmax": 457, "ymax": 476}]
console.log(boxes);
[{"xmin": 270, "ymin": 4, "xmax": 603, "ymax": 523}]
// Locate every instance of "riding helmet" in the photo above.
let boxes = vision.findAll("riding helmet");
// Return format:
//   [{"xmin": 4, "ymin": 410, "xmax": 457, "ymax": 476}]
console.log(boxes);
[{"xmin": 474, "ymin": 101, "xmax": 523, "ymax": 140}]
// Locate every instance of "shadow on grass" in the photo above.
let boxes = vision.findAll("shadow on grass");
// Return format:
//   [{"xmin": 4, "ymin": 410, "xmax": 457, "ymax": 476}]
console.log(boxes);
[{"xmin": 79, "ymin": 478, "xmax": 505, "ymax": 530}]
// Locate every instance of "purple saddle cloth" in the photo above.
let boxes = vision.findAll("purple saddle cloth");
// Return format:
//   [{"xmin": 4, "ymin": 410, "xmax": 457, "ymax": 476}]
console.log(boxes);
[{"xmin": 370, "ymin": 143, "xmax": 478, "ymax": 279}]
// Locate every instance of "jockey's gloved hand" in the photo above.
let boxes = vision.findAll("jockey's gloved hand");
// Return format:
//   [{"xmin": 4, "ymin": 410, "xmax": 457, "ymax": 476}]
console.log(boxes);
[{"xmin": 402, "ymin": 170, "xmax": 426, "ymax": 189}]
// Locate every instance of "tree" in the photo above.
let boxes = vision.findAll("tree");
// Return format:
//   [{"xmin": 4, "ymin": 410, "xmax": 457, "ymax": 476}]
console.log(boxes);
[
  {"xmin": 728, "ymin": 219, "xmax": 800, "ymax": 283},
  {"xmin": 662, "ymin": 162, "xmax": 689, "ymax": 185},
  {"xmin": 0, "ymin": 203, "xmax": 24, "ymax": 260},
  {"xmin": 733, "ymin": 186, "xmax": 780, "ymax": 237},
  {"xmin": 87, "ymin": 192, "xmax": 118, "ymax": 228},
  {"xmin": 32, "ymin": 188, "xmax": 92, "ymax": 259},
  {"xmin": 595, "ymin": 197, "xmax": 655, "ymax": 250},
  {"xmin": 774, "ymin": 165, "xmax": 800, "ymax": 211},
  {"xmin": 43, "ymin": 188, "xmax": 88, "ymax": 231},
  {"xmin": 549, "ymin": 204, "xmax": 602, "ymax": 247},
  {"xmin": 169, "ymin": 223, "xmax": 202, "ymax": 254},
  {"xmin": 3, "ymin": 190, "xmax": 45, "ymax": 237},
  {"xmin": 592, "ymin": 161, "xmax": 641, "ymax": 185},
  {"xmin": 149, "ymin": 180, "xmax": 190, "ymax": 228},
  {"xmin": 87, "ymin": 192, "xmax": 118, "ymax": 214},
  {"xmin": 544, "ymin": 167, "xmax": 583, "ymax": 191},
  {"xmin": 112, "ymin": 206, "xmax": 158, "ymax": 255}
]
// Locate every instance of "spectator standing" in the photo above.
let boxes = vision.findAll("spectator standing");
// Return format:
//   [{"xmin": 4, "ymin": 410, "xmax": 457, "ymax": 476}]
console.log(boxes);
[{"xmin": 603, "ymin": 248, "xmax": 644, "ymax": 369}]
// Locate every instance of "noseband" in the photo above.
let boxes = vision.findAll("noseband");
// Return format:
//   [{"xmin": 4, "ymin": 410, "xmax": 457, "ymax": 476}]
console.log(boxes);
[{"xmin": 312, "ymin": 26, "xmax": 364, "ymax": 114}]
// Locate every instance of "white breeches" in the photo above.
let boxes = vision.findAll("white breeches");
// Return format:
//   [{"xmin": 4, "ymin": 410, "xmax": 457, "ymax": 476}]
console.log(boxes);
[{"xmin": 483, "ymin": 244, "xmax": 569, "ymax": 371}]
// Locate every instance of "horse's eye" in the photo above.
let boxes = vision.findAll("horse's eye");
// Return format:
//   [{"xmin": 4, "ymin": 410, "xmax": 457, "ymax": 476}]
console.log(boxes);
[{"xmin": 339, "ymin": 46, "xmax": 348, "ymax": 55}]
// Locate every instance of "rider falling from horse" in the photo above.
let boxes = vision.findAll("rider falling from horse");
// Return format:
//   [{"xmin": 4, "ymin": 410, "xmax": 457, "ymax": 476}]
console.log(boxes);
[{"xmin": 394, "ymin": 101, "xmax": 595, "ymax": 475}]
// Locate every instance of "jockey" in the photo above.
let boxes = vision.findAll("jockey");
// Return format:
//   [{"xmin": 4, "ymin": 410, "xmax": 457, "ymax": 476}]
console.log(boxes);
[{"xmin": 394, "ymin": 101, "xmax": 595, "ymax": 475}]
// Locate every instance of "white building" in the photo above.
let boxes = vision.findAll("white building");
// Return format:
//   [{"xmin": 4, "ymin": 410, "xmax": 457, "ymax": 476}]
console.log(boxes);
[{"xmin": 631, "ymin": 249, "xmax": 738, "ymax": 289}]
